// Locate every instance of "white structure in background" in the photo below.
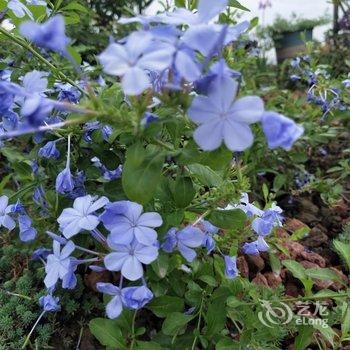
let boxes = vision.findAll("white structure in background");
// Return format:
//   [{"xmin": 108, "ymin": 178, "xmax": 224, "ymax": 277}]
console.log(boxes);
[{"xmin": 147, "ymin": 0, "xmax": 333, "ymax": 63}]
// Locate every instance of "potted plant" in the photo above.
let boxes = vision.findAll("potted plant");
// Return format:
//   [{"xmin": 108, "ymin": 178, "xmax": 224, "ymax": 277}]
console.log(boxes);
[{"xmin": 267, "ymin": 14, "xmax": 329, "ymax": 63}]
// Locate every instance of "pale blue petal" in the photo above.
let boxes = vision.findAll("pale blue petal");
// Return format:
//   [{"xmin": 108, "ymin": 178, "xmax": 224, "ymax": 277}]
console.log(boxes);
[
  {"xmin": 178, "ymin": 226, "xmax": 204, "ymax": 248},
  {"xmin": 106, "ymin": 295, "xmax": 123, "ymax": 319},
  {"xmin": 188, "ymin": 96, "xmax": 219, "ymax": 124},
  {"xmin": 96, "ymin": 282, "xmax": 119, "ymax": 296},
  {"xmin": 122, "ymin": 67, "xmax": 150, "ymax": 96},
  {"xmin": 193, "ymin": 119, "xmax": 223, "ymax": 151},
  {"xmin": 121, "ymin": 256, "xmax": 143, "ymax": 281},
  {"xmin": 104, "ymin": 251, "xmax": 129, "ymax": 271},
  {"xmin": 229, "ymin": 96, "xmax": 264, "ymax": 124},
  {"xmin": 178, "ymin": 243, "xmax": 197, "ymax": 262},
  {"xmin": 175, "ymin": 50, "xmax": 201, "ymax": 82},
  {"xmin": 223, "ymin": 120, "xmax": 254, "ymax": 151},
  {"xmin": 137, "ymin": 212, "xmax": 162, "ymax": 228},
  {"xmin": 198, "ymin": 0, "xmax": 228, "ymax": 23}
]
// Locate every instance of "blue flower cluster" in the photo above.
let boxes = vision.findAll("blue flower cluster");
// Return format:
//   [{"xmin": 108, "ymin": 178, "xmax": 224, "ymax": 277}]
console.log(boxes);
[
  {"xmin": 290, "ymin": 56, "xmax": 349, "ymax": 119},
  {"xmin": 97, "ymin": 0, "xmax": 304, "ymax": 152},
  {"xmin": 0, "ymin": 195, "xmax": 37, "ymax": 241}
]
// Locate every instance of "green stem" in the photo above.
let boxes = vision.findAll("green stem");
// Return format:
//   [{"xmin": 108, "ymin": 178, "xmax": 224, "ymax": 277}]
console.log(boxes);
[
  {"xmin": 0, "ymin": 289, "xmax": 32, "ymax": 301},
  {"xmin": 129, "ymin": 310, "xmax": 137, "ymax": 350},
  {"xmin": 191, "ymin": 294, "xmax": 205, "ymax": 350},
  {"xmin": 22, "ymin": 311, "xmax": 46, "ymax": 349},
  {"xmin": 0, "ymin": 27, "xmax": 86, "ymax": 95}
]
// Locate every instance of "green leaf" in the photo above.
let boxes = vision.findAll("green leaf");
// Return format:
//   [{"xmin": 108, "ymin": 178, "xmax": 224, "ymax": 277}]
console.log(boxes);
[
  {"xmin": 66, "ymin": 46, "xmax": 82, "ymax": 65},
  {"xmin": 313, "ymin": 323, "xmax": 337, "ymax": 347},
  {"xmin": 207, "ymin": 209, "xmax": 246, "ymax": 230},
  {"xmin": 333, "ymin": 240, "xmax": 350, "ymax": 271},
  {"xmin": 187, "ymin": 164, "xmax": 222, "ymax": 187},
  {"xmin": 200, "ymin": 147, "xmax": 232, "ymax": 170},
  {"xmin": 294, "ymin": 325, "xmax": 314, "ymax": 350},
  {"xmin": 205, "ymin": 287, "xmax": 230, "ymax": 336},
  {"xmin": 305, "ymin": 268, "xmax": 343, "ymax": 283},
  {"xmin": 342, "ymin": 303, "xmax": 350, "ymax": 336},
  {"xmin": 151, "ymin": 253, "xmax": 169, "ymax": 279},
  {"xmin": 89, "ymin": 318, "xmax": 127, "ymax": 349},
  {"xmin": 136, "ymin": 341, "xmax": 164, "ymax": 350},
  {"xmin": 282, "ymin": 260, "xmax": 307, "ymax": 280},
  {"xmin": 171, "ymin": 176, "xmax": 195, "ymax": 208},
  {"xmin": 290, "ymin": 226, "xmax": 310, "ymax": 241},
  {"xmin": 269, "ymin": 252, "xmax": 282, "ymax": 274},
  {"xmin": 147, "ymin": 296, "xmax": 184, "ymax": 318},
  {"xmin": 122, "ymin": 143, "xmax": 164, "ymax": 204},
  {"xmin": 273, "ymin": 174, "xmax": 286, "ymax": 192},
  {"xmin": 61, "ymin": 1, "xmax": 89, "ymax": 13},
  {"xmin": 162, "ymin": 312, "xmax": 193, "ymax": 335},
  {"xmin": 228, "ymin": 0, "xmax": 250, "ymax": 11},
  {"xmin": 216, "ymin": 337, "xmax": 240, "ymax": 350}
]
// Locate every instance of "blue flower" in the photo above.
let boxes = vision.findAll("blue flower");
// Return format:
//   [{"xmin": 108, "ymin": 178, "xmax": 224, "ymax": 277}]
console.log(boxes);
[
  {"xmin": 224, "ymin": 255, "xmax": 238, "ymax": 279},
  {"xmin": 38, "ymin": 140, "xmax": 60, "ymax": 159},
  {"xmin": 7, "ymin": 0, "xmax": 33, "ymax": 19},
  {"xmin": 55, "ymin": 167, "xmax": 74, "ymax": 194},
  {"xmin": 98, "ymin": 31, "xmax": 175, "ymax": 95},
  {"xmin": 251, "ymin": 205, "xmax": 283, "ymax": 237},
  {"xmin": 44, "ymin": 240, "xmax": 77, "ymax": 289},
  {"xmin": 195, "ymin": 59, "xmax": 241, "ymax": 95},
  {"xmin": 66, "ymin": 171, "xmax": 87, "ymax": 200},
  {"xmin": 22, "ymin": 70, "xmax": 48, "ymax": 95},
  {"xmin": 141, "ymin": 112, "xmax": 160, "ymax": 127},
  {"xmin": 342, "ymin": 79, "xmax": 350, "ymax": 88},
  {"xmin": 21, "ymin": 95, "xmax": 53, "ymax": 126},
  {"xmin": 96, "ymin": 282, "xmax": 123, "ymax": 319},
  {"xmin": 188, "ymin": 76, "xmax": 264, "ymax": 151},
  {"xmin": 57, "ymin": 195, "xmax": 109, "ymax": 239},
  {"xmin": 233, "ymin": 193, "xmax": 264, "ymax": 217},
  {"xmin": 162, "ymin": 226, "xmax": 204, "ymax": 262},
  {"xmin": 99, "ymin": 201, "xmax": 162, "ymax": 246},
  {"xmin": 290, "ymin": 75, "xmax": 300, "ymax": 81},
  {"xmin": 242, "ymin": 236, "xmax": 269, "ymax": 255},
  {"xmin": 56, "ymin": 135, "xmax": 74, "ymax": 194},
  {"xmin": 39, "ymin": 294, "xmax": 60, "ymax": 312},
  {"xmin": 0, "ymin": 196, "xmax": 16, "ymax": 230},
  {"xmin": 55, "ymin": 83, "xmax": 81, "ymax": 103},
  {"xmin": 18, "ymin": 214, "xmax": 37, "ymax": 242},
  {"xmin": 20, "ymin": 15, "xmax": 70, "ymax": 54},
  {"xmin": 83, "ymin": 121, "xmax": 113, "ymax": 142},
  {"xmin": 200, "ymin": 220, "xmax": 218, "ymax": 254},
  {"xmin": 33, "ymin": 185, "xmax": 48, "ymax": 208},
  {"xmin": 32, "ymin": 248, "xmax": 51, "ymax": 261},
  {"xmin": 104, "ymin": 238, "xmax": 159, "ymax": 281},
  {"xmin": 290, "ymin": 57, "xmax": 301, "ymax": 68},
  {"xmin": 261, "ymin": 112, "xmax": 304, "ymax": 151},
  {"xmin": 157, "ymin": 0, "xmax": 228, "ymax": 26},
  {"xmin": 121, "ymin": 285, "xmax": 153, "ymax": 309},
  {"xmin": 2, "ymin": 110, "xmax": 19, "ymax": 131},
  {"xmin": 91, "ymin": 157, "xmax": 122, "ymax": 181}
]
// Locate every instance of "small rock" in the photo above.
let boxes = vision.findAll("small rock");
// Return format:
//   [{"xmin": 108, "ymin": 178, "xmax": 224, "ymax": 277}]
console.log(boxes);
[
  {"xmin": 299, "ymin": 198, "xmax": 319, "ymax": 215},
  {"xmin": 246, "ymin": 254, "xmax": 265, "ymax": 274},
  {"xmin": 264, "ymin": 272, "xmax": 282, "ymax": 289},
  {"xmin": 252, "ymin": 273, "xmax": 269, "ymax": 287},
  {"xmin": 301, "ymin": 226, "xmax": 328, "ymax": 247},
  {"xmin": 84, "ymin": 270, "xmax": 111, "ymax": 292},
  {"xmin": 237, "ymin": 256, "xmax": 249, "ymax": 278},
  {"xmin": 295, "ymin": 212, "xmax": 320, "ymax": 225},
  {"xmin": 299, "ymin": 251, "xmax": 326, "ymax": 267},
  {"xmin": 284, "ymin": 218, "xmax": 308, "ymax": 233},
  {"xmin": 283, "ymin": 240, "xmax": 305, "ymax": 258},
  {"xmin": 329, "ymin": 267, "xmax": 348, "ymax": 291},
  {"xmin": 299, "ymin": 260, "xmax": 319, "ymax": 269}
]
